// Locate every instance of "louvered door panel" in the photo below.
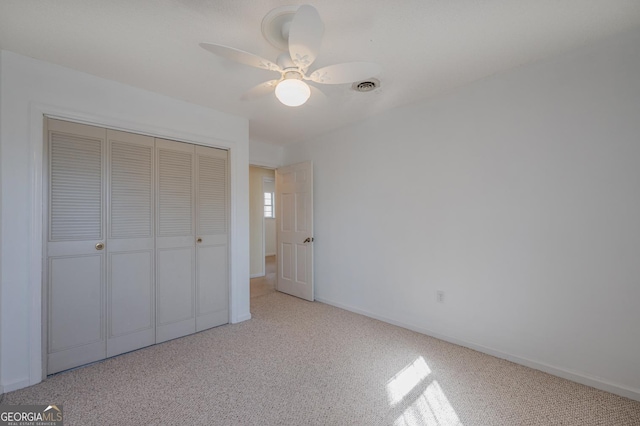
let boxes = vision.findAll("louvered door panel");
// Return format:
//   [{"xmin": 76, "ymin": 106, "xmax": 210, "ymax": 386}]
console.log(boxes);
[
  {"xmin": 110, "ymin": 141, "xmax": 153, "ymax": 238},
  {"xmin": 46, "ymin": 119, "xmax": 107, "ymax": 374},
  {"xmin": 158, "ymin": 149, "xmax": 193, "ymax": 237},
  {"xmin": 155, "ymin": 138, "xmax": 196, "ymax": 343},
  {"xmin": 195, "ymin": 145, "xmax": 229, "ymax": 331},
  {"xmin": 198, "ymin": 155, "xmax": 227, "ymax": 235},
  {"xmin": 50, "ymin": 134, "xmax": 102, "ymax": 241},
  {"xmin": 106, "ymin": 130, "xmax": 155, "ymax": 357}
]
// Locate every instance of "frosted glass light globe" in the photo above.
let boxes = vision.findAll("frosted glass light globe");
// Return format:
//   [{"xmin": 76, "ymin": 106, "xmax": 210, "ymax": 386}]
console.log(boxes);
[{"xmin": 275, "ymin": 79, "xmax": 311, "ymax": 107}]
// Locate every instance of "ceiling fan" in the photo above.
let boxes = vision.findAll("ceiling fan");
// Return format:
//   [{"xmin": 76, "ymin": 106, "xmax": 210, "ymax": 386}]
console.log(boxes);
[{"xmin": 200, "ymin": 4, "xmax": 381, "ymax": 107}]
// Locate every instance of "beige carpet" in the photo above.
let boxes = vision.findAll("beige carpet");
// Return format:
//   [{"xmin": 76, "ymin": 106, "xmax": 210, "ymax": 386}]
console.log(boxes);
[{"xmin": 3, "ymin": 287, "xmax": 639, "ymax": 425}]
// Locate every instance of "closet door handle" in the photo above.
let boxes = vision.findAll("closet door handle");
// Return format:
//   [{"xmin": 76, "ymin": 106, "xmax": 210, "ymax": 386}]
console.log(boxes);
[
  {"xmin": 196, "ymin": 237, "xmax": 203, "ymax": 244},
  {"xmin": 95, "ymin": 242, "xmax": 104, "ymax": 250}
]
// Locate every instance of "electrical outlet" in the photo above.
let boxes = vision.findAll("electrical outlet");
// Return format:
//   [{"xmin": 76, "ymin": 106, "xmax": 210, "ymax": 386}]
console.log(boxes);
[{"xmin": 436, "ymin": 290, "xmax": 445, "ymax": 303}]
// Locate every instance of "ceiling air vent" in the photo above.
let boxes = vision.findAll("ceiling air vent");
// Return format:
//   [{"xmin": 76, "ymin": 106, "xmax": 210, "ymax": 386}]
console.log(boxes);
[{"xmin": 352, "ymin": 78, "xmax": 380, "ymax": 92}]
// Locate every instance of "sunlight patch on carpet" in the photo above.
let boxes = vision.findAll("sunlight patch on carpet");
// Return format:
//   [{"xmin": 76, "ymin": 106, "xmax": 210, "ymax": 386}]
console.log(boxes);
[
  {"xmin": 386, "ymin": 356, "xmax": 431, "ymax": 405},
  {"xmin": 388, "ymin": 356, "xmax": 463, "ymax": 426}
]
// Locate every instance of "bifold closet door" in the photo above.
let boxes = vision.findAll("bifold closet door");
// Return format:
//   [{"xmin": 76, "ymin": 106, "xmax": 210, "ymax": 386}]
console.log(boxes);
[
  {"xmin": 47, "ymin": 120, "xmax": 229, "ymax": 371},
  {"xmin": 46, "ymin": 119, "xmax": 106, "ymax": 374},
  {"xmin": 106, "ymin": 130, "xmax": 155, "ymax": 357},
  {"xmin": 195, "ymin": 145, "xmax": 229, "ymax": 331},
  {"xmin": 155, "ymin": 138, "xmax": 196, "ymax": 343}
]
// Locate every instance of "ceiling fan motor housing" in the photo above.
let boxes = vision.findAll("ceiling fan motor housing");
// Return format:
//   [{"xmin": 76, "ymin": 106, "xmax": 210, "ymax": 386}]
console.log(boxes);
[{"xmin": 283, "ymin": 70, "xmax": 304, "ymax": 81}]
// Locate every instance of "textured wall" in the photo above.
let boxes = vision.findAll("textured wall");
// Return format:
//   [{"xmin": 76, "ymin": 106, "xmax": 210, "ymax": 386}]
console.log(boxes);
[
  {"xmin": 0, "ymin": 51, "xmax": 250, "ymax": 392},
  {"xmin": 284, "ymin": 29, "xmax": 640, "ymax": 399}
]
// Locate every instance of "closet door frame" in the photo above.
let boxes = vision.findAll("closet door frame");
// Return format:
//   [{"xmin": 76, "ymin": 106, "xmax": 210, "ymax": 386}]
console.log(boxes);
[{"xmin": 38, "ymin": 110, "xmax": 237, "ymax": 381}]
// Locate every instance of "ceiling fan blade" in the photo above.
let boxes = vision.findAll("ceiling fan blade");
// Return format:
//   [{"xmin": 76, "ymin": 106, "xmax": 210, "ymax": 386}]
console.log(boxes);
[
  {"xmin": 308, "ymin": 62, "xmax": 381, "ymax": 85},
  {"xmin": 199, "ymin": 43, "xmax": 281, "ymax": 72},
  {"xmin": 240, "ymin": 80, "xmax": 279, "ymax": 101},
  {"xmin": 308, "ymin": 85, "xmax": 328, "ymax": 106},
  {"xmin": 288, "ymin": 5, "xmax": 324, "ymax": 70}
]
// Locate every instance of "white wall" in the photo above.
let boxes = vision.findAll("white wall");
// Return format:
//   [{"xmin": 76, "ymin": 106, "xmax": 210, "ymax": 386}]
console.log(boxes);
[
  {"xmin": 0, "ymin": 51, "xmax": 251, "ymax": 392},
  {"xmin": 284, "ymin": 29, "xmax": 640, "ymax": 400},
  {"xmin": 249, "ymin": 140, "xmax": 283, "ymax": 168},
  {"xmin": 264, "ymin": 219, "xmax": 276, "ymax": 256},
  {"xmin": 249, "ymin": 166, "xmax": 275, "ymax": 277}
]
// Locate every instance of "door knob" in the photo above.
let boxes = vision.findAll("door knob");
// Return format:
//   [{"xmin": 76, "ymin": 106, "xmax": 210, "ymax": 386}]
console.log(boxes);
[
  {"xmin": 95, "ymin": 242, "xmax": 104, "ymax": 250},
  {"xmin": 196, "ymin": 237, "xmax": 202, "ymax": 243},
  {"xmin": 303, "ymin": 237, "xmax": 314, "ymax": 243}
]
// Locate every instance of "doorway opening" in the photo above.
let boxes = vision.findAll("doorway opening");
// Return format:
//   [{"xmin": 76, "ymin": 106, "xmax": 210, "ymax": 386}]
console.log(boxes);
[
  {"xmin": 249, "ymin": 165, "xmax": 276, "ymax": 298},
  {"xmin": 248, "ymin": 161, "xmax": 314, "ymax": 301}
]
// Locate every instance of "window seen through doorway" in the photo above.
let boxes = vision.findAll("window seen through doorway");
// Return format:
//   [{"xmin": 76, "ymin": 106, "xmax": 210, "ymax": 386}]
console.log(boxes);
[{"xmin": 264, "ymin": 192, "xmax": 275, "ymax": 218}]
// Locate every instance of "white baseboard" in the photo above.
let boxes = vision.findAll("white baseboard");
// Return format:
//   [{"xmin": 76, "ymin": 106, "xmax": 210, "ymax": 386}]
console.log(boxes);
[
  {"xmin": 315, "ymin": 296, "xmax": 640, "ymax": 402},
  {"xmin": 250, "ymin": 273, "xmax": 265, "ymax": 279},
  {"xmin": 2, "ymin": 378, "xmax": 31, "ymax": 393},
  {"xmin": 234, "ymin": 313, "xmax": 252, "ymax": 323},
  {"xmin": 265, "ymin": 252, "xmax": 276, "ymax": 257}
]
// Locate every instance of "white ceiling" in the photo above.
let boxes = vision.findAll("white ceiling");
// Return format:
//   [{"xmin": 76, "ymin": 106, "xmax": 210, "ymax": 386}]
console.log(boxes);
[{"xmin": 1, "ymin": 1, "xmax": 640, "ymax": 146}]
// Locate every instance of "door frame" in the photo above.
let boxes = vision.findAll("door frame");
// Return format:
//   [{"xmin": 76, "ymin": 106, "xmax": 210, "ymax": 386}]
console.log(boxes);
[{"xmin": 31, "ymin": 103, "xmax": 244, "ymax": 384}]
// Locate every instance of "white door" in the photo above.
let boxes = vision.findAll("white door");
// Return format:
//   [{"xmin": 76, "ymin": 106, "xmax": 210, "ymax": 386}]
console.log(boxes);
[
  {"xmin": 155, "ymin": 138, "xmax": 196, "ymax": 343},
  {"xmin": 106, "ymin": 129, "xmax": 156, "ymax": 357},
  {"xmin": 46, "ymin": 119, "xmax": 106, "ymax": 374},
  {"xmin": 276, "ymin": 161, "xmax": 314, "ymax": 301},
  {"xmin": 195, "ymin": 145, "xmax": 229, "ymax": 331}
]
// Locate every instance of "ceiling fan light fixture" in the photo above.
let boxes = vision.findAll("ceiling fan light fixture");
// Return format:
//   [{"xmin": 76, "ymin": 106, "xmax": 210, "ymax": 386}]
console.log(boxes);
[
  {"xmin": 275, "ymin": 78, "xmax": 311, "ymax": 107},
  {"xmin": 201, "ymin": 5, "xmax": 381, "ymax": 108}
]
